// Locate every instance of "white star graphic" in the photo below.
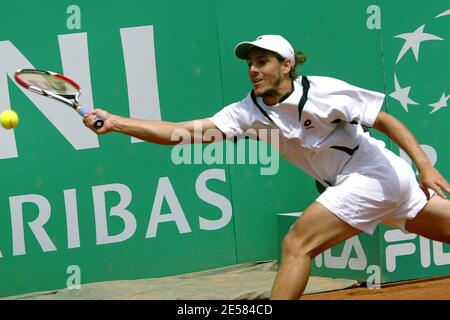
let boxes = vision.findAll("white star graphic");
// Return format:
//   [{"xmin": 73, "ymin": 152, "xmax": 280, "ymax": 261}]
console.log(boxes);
[
  {"xmin": 435, "ymin": 9, "xmax": 450, "ymax": 18},
  {"xmin": 389, "ymin": 74, "xmax": 419, "ymax": 112},
  {"xmin": 429, "ymin": 93, "xmax": 449, "ymax": 114},
  {"xmin": 395, "ymin": 25, "xmax": 443, "ymax": 64}
]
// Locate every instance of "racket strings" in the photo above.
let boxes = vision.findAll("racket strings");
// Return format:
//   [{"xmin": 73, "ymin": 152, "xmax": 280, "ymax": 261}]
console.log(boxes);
[{"xmin": 17, "ymin": 72, "xmax": 78, "ymax": 95}]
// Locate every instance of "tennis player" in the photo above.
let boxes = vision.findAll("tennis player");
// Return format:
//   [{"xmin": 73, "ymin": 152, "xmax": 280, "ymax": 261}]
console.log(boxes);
[{"xmin": 83, "ymin": 35, "xmax": 450, "ymax": 300}]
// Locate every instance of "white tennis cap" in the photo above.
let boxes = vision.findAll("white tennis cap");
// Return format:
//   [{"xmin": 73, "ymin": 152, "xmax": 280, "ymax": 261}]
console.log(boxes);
[{"xmin": 234, "ymin": 35, "xmax": 295, "ymax": 66}]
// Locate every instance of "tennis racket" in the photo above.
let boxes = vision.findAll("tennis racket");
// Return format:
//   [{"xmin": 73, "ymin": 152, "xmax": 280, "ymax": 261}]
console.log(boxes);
[{"xmin": 14, "ymin": 69, "xmax": 104, "ymax": 129}]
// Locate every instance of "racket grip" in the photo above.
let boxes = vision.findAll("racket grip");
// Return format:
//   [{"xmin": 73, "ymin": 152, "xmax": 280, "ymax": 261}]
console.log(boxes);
[{"xmin": 78, "ymin": 107, "xmax": 104, "ymax": 129}]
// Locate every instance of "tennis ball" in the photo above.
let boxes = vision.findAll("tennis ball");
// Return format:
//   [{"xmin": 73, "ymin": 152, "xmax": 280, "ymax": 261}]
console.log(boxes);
[{"xmin": 0, "ymin": 110, "xmax": 19, "ymax": 129}]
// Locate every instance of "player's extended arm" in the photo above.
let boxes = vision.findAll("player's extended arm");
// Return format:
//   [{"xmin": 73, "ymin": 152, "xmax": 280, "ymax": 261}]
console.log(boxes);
[
  {"xmin": 373, "ymin": 111, "xmax": 450, "ymax": 199},
  {"xmin": 83, "ymin": 108, "xmax": 225, "ymax": 145}
]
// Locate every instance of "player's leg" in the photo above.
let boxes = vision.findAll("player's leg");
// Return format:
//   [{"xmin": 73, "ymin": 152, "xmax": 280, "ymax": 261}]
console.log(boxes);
[
  {"xmin": 405, "ymin": 195, "xmax": 450, "ymax": 243},
  {"xmin": 270, "ymin": 201, "xmax": 362, "ymax": 300}
]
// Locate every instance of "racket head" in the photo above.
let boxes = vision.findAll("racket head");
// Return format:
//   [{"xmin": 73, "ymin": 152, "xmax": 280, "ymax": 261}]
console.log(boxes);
[
  {"xmin": 14, "ymin": 68, "xmax": 103, "ymax": 129},
  {"xmin": 14, "ymin": 69, "xmax": 81, "ymax": 99}
]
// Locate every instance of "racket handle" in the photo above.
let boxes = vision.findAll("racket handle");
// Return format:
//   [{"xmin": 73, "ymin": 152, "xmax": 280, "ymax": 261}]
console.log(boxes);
[{"xmin": 78, "ymin": 107, "xmax": 104, "ymax": 129}]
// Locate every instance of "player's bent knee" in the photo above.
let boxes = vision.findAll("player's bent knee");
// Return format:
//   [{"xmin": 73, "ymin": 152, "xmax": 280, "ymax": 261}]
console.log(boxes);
[{"xmin": 281, "ymin": 231, "xmax": 317, "ymax": 260}]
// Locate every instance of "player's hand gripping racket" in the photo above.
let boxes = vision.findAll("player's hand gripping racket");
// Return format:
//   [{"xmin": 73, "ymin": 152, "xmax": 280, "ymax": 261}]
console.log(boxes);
[{"xmin": 14, "ymin": 69, "xmax": 104, "ymax": 129}]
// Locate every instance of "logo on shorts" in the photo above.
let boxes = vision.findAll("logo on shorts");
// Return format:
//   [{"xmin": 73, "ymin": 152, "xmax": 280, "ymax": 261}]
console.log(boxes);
[
  {"xmin": 389, "ymin": 9, "xmax": 449, "ymax": 114},
  {"xmin": 303, "ymin": 119, "xmax": 314, "ymax": 129}
]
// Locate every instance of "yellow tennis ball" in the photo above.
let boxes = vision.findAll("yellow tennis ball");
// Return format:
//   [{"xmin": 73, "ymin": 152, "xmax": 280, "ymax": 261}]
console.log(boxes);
[{"xmin": 0, "ymin": 110, "xmax": 19, "ymax": 129}]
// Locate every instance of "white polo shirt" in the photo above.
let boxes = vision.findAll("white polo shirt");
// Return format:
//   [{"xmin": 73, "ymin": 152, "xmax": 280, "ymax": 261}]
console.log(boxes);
[{"xmin": 208, "ymin": 76, "xmax": 386, "ymax": 187}]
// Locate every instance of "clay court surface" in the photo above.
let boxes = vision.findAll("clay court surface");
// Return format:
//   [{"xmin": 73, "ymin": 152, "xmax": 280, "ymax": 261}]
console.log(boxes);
[{"xmin": 301, "ymin": 276, "xmax": 450, "ymax": 300}]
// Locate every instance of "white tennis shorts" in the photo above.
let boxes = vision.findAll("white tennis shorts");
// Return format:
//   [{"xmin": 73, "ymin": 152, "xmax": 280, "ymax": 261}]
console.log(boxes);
[{"xmin": 316, "ymin": 147, "xmax": 429, "ymax": 235}]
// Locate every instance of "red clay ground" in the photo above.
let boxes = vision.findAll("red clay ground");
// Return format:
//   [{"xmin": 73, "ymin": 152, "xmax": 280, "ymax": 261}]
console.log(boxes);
[{"xmin": 301, "ymin": 276, "xmax": 450, "ymax": 300}]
